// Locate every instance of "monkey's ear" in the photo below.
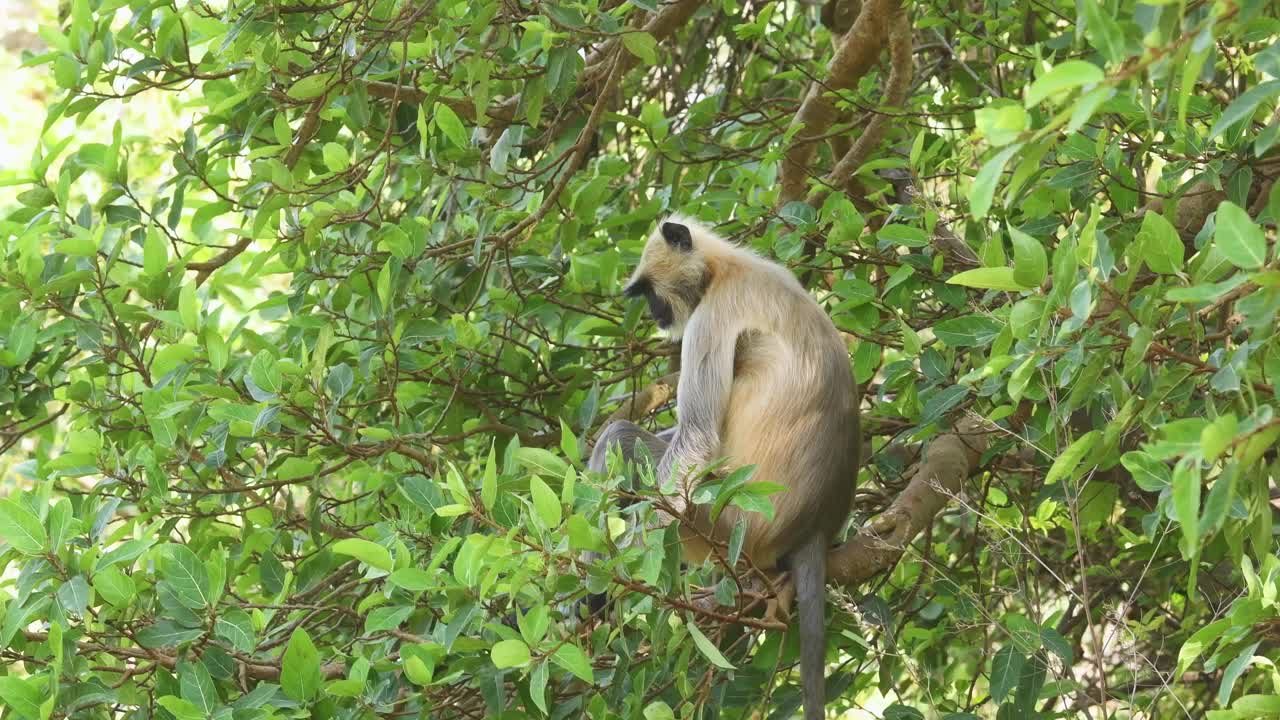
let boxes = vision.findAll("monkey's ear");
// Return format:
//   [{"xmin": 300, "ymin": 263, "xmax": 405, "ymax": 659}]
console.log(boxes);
[{"xmin": 660, "ymin": 222, "xmax": 693, "ymax": 252}]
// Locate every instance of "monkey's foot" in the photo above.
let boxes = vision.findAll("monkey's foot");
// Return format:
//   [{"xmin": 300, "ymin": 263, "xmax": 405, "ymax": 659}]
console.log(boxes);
[{"xmin": 761, "ymin": 573, "xmax": 795, "ymax": 627}]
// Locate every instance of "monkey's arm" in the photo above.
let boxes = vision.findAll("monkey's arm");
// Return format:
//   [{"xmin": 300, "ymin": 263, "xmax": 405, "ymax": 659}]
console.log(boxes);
[{"xmin": 657, "ymin": 311, "xmax": 739, "ymax": 512}]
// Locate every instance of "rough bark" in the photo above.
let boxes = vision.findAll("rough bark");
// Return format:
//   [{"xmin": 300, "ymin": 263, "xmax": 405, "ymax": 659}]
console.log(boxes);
[{"xmin": 778, "ymin": 0, "xmax": 899, "ymax": 203}]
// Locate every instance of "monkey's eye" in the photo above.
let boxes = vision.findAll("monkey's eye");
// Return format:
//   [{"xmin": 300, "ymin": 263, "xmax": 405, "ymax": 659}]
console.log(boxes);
[{"xmin": 623, "ymin": 278, "xmax": 650, "ymax": 298}]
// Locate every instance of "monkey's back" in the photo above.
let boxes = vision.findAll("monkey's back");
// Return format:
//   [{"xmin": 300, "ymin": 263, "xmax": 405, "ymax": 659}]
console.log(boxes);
[{"xmin": 687, "ymin": 260, "xmax": 859, "ymax": 570}]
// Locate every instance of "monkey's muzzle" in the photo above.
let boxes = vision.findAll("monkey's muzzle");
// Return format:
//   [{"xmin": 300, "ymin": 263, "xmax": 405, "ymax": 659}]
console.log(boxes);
[{"xmin": 623, "ymin": 277, "xmax": 675, "ymax": 329}]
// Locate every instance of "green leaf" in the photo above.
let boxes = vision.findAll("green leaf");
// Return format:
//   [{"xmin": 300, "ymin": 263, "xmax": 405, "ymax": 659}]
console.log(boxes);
[
  {"xmin": 179, "ymin": 659, "xmax": 219, "ymax": 714},
  {"xmin": 1136, "ymin": 211, "xmax": 1183, "ymax": 275},
  {"xmin": 990, "ymin": 645, "xmax": 1025, "ymax": 702},
  {"xmin": 56, "ymin": 575, "xmax": 90, "ymax": 616},
  {"xmin": 1214, "ymin": 201, "xmax": 1267, "ymax": 269},
  {"xmin": 1079, "ymin": 0, "xmax": 1125, "ymax": 63},
  {"xmin": 365, "ymin": 605, "xmax": 413, "ymax": 633},
  {"xmin": 248, "ymin": 351, "xmax": 281, "ymax": 397},
  {"xmin": 530, "ymin": 661, "xmax": 549, "ymax": 713},
  {"xmin": 481, "ymin": 442, "xmax": 498, "ymax": 512},
  {"xmin": 1200, "ymin": 413, "xmax": 1238, "ymax": 461},
  {"xmin": 179, "ymin": 282, "xmax": 199, "ymax": 332},
  {"xmin": 161, "ymin": 544, "xmax": 211, "ymax": 609},
  {"xmin": 621, "ymin": 31, "xmax": 658, "ymax": 64},
  {"xmin": 551, "ymin": 643, "xmax": 595, "ymax": 682},
  {"xmin": 286, "ymin": 73, "xmax": 334, "ymax": 101},
  {"xmin": 1218, "ymin": 641, "xmax": 1261, "ymax": 706},
  {"xmin": 643, "ymin": 702, "xmax": 676, "ymax": 720},
  {"xmin": 946, "ymin": 267, "xmax": 1033, "ymax": 292},
  {"xmin": 975, "ymin": 100, "xmax": 1027, "ymax": 147},
  {"xmin": 215, "ymin": 609, "xmax": 255, "ymax": 652},
  {"xmin": 1233, "ymin": 694, "xmax": 1280, "ymax": 715},
  {"xmin": 322, "ymin": 142, "xmax": 350, "ymax": 172},
  {"xmin": 1044, "ymin": 431, "xmax": 1099, "ymax": 485},
  {"xmin": 434, "ymin": 102, "xmax": 469, "ymax": 148},
  {"xmin": 970, "ymin": 144, "xmax": 1022, "ymax": 219},
  {"xmin": 331, "ymin": 538, "xmax": 394, "ymax": 572},
  {"xmin": 0, "ymin": 497, "xmax": 48, "ymax": 555},
  {"xmin": 1024, "ymin": 60, "xmax": 1104, "ymax": 107},
  {"xmin": 388, "ymin": 568, "xmax": 434, "ymax": 592},
  {"xmin": 204, "ymin": 327, "xmax": 229, "ymax": 372},
  {"xmin": 491, "ymin": 639, "xmax": 531, "ymax": 669},
  {"xmin": 1208, "ymin": 80, "xmax": 1280, "ymax": 140},
  {"xmin": 156, "ymin": 697, "xmax": 203, "ymax": 720},
  {"xmin": 932, "ymin": 316, "xmax": 1003, "ymax": 347},
  {"xmin": 0, "ymin": 676, "xmax": 43, "ymax": 720},
  {"xmin": 1008, "ymin": 226, "xmax": 1047, "ymax": 288},
  {"xmin": 281, "ymin": 628, "xmax": 323, "ymax": 702},
  {"xmin": 514, "ymin": 447, "xmax": 569, "ymax": 478},
  {"xmin": 1172, "ymin": 458, "xmax": 1201, "ymax": 552},
  {"xmin": 144, "ymin": 228, "xmax": 168, "ymax": 276},
  {"xmin": 92, "ymin": 567, "xmax": 136, "ymax": 607},
  {"xmin": 529, "ymin": 475, "xmax": 562, "ymax": 528},
  {"xmin": 685, "ymin": 620, "xmax": 735, "ymax": 669},
  {"xmin": 137, "ymin": 621, "xmax": 203, "ymax": 648}
]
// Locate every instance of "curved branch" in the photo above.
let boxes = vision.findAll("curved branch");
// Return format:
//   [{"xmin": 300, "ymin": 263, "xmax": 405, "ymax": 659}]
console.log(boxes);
[
  {"xmin": 828, "ymin": 416, "xmax": 992, "ymax": 586},
  {"xmin": 778, "ymin": 0, "xmax": 900, "ymax": 203},
  {"xmin": 808, "ymin": 7, "xmax": 913, "ymax": 208}
]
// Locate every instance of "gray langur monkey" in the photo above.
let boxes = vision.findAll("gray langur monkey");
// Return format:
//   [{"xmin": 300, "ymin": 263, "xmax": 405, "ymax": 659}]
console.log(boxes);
[{"xmin": 588, "ymin": 215, "xmax": 860, "ymax": 720}]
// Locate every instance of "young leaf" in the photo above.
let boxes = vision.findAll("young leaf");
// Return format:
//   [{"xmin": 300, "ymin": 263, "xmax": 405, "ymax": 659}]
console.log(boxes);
[
  {"xmin": 1214, "ymin": 201, "xmax": 1267, "ymax": 269},
  {"xmin": 281, "ymin": 628, "xmax": 322, "ymax": 702},
  {"xmin": 144, "ymin": 228, "xmax": 168, "ymax": 276},
  {"xmin": 0, "ymin": 498, "xmax": 48, "ymax": 555},
  {"xmin": 322, "ymin": 142, "xmax": 350, "ymax": 172},
  {"xmin": 1136, "ymin": 211, "xmax": 1183, "ymax": 275},
  {"xmin": 491, "ymin": 639, "xmax": 532, "ymax": 669},
  {"xmin": 1172, "ymin": 458, "xmax": 1201, "ymax": 552},
  {"xmin": 685, "ymin": 620, "xmax": 736, "ymax": 669},
  {"xmin": 331, "ymin": 539, "xmax": 394, "ymax": 572},
  {"xmin": 551, "ymin": 643, "xmax": 595, "ymax": 682},
  {"xmin": 529, "ymin": 475, "xmax": 562, "ymax": 528},
  {"xmin": 1008, "ymin": 226, "xmax": 1047, "ymax": 288},
  {"xmin": 946, "ymin": 267, "xmax": 1033, "ymax": 292},
  {"xmin": 433, "ymin": 102, "xmax": 469, "ymax": 148},
  {"xmin": 1023, "ymin": 60, "xmax": 1104, "ymax": 107},
  {"xmin": 481, "ymin": 442, "xmax": 498, "ymax": 512},
  {"xmin": 621, "ymin": 31, "xmax": 658, "ymax": 64},
  {"xmin": 970, "ymin": 144, "xmax": 1022, "ymax": 219}
]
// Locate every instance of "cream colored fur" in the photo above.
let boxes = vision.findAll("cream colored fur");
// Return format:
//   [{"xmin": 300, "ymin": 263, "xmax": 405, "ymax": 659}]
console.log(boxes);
[{"xmin": 627, "ymin": 214, "xmax": 859, "ymax": 568}]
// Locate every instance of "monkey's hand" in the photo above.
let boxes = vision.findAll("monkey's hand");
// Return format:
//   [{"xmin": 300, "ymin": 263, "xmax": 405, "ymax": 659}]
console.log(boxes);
[{"xmin": 655, "ymin": 431, "xmax": 717, "ymax": 516}]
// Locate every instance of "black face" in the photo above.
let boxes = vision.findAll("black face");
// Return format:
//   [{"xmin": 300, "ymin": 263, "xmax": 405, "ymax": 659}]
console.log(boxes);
[{"xmin": 623, "ymin": 277, "xmax": 675, "ymax": 329}]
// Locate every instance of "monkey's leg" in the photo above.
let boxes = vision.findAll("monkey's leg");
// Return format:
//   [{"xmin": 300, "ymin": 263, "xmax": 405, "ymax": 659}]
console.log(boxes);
[
  {"xmin": 583, "ymin": 421, "xmax": 671, "ymax": 616},
  {"xmin": 588, "ymin": 420, "xmax": 669, "ymax": 476},
  {"xmin": 758, "ymin": 570, "xmax": 796, "ymax": 627}
]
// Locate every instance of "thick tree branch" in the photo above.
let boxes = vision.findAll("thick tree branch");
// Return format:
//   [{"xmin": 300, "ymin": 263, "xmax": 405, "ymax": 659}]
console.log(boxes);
[
  {"xmin": 778, "ymin": 0, "xmax": 899, "ymax": 203},
  {"xmin": 808, "ymin": 8, "xmax": 912, "ymax": 208},
  {"xmin": 828, "ymin": 417, "xmax": 989, "ymax": 585}
]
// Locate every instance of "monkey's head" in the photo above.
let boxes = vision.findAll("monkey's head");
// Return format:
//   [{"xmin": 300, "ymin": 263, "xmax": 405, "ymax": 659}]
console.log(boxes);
[{"xmin": 622, "ymin": 216, "xmax": 712, "ymax": 340}]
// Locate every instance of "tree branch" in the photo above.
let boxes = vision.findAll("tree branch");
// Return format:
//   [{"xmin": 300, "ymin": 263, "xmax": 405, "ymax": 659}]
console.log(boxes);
[
  {"xmin": 189, "ymin": 96, "xmax": 325, "ymax": 286},
  {"xmin": 808, "ymin": 7, "xmax": 912, "ymax": 208},
  {"xmin": 778, "ymin": 0, "xmax": 899, "ymax": 203},
  {"xmin": 827, "ymin": 417, "xmax": 990, "ymax": 585}
]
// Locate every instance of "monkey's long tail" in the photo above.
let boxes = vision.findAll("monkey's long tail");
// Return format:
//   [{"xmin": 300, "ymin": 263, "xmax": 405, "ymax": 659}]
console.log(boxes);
[{"xmin": 791, "ymin": 533, "xmax": 827, "ymax": 720}]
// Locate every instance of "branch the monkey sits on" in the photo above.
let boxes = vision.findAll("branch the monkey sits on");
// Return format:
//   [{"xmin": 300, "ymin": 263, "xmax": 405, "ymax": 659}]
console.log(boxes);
[{"xmin": 588, "ymin": 215, "xmax": 860, "ymax": 720}]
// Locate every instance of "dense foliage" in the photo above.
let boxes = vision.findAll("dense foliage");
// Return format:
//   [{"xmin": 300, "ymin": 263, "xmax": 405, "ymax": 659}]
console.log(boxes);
[{"xmin": 3, "ymin": 0, "xmax": 1280, "ymax": 717}]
